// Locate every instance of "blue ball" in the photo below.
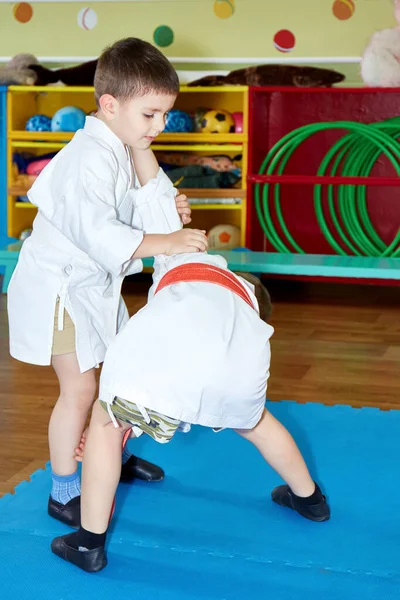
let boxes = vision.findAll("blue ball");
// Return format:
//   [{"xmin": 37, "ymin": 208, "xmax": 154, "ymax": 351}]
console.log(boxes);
[
  {"xmin": 51, "ymin": 106, "xmax": 86, "ymax": 133},
  {"xmin": 25, "ymin": 114, "xmax": 52, "ymax": 132},
  {"xmin": 164, "ymin": 110, "xmax": 193, "ymax": 133}
]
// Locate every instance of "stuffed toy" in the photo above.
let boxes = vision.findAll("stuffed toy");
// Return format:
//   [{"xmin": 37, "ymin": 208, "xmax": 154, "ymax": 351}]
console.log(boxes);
[
  {"xmin": 188, "ymin": 64, "xmax": 345, "ymax": 88},
  {"xmin": 155, "ymin": 152, "xmax": 240, "ymax": 173},
  {"xmin": 28, "ymin": 60, "xmax": 98, "ymax": 87},
  {"xmin": 0, "ymin": 55, "xmax": 97, "ymax": 87},
  {"xmin": 1, "ymin": 57, "xmax": 345, "ymax": 89},
  {"xmin": 0, "ymin": 54, "xmax": 39, "ymax": 85},
  {"xmin": 162, "ymin": 164, "xmax": 241, "ymax": 189},
  {"xmin": 361, "ymin": 0, "xmax": 400, "ymax": 86}
]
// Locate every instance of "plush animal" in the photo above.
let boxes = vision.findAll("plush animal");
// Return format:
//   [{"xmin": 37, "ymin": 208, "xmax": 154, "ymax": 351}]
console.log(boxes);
[
  {"xmin": 28, "ymin": 60, "xmax": 98, "ymax": 87},
  {"xmin": 155, "ymin": 152, "xmax": 240, "ymax": 173},
  {"xmin": 361, "ymin": 1, "xmax": 400, "ymax": 86},
  {"xmin": 2, "ymin": 57, "xmax": 345, "ymax": 89},
  {"xmin": 188, "ymin": 65, "xmax": 345, "ymax": 88},
  {"xmin": 0, "ymin": 54, "xmax": 39, "ymax": 85}
]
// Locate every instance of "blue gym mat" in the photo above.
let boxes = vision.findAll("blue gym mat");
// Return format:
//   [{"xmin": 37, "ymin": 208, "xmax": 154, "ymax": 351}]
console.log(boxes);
[{"xmin": 1, "ymin": 401, "xmax": 399, "ymax": 599}]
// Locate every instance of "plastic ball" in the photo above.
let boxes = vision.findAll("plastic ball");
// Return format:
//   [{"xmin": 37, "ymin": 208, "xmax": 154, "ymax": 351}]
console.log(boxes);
[
  {"xmin": 193, "ymin": 107, "xmax": 209, "ymax": 132},
  {"xmin": 332, "ymin": 0, "xmax": 355, "ymax": 21},
  {"xmin": 51, "ymin": 106, "xmax": 86, "ymax": 133},
  {"xmin": 273, "ymin": 29, "xmax": 296, "ymax": 53},
  {"xmin": 201, "ymin": 109, "xmax": 235, "ymax": 134},
  {"xmin": 208, "ymin": 224, "xmax": 241, "ymax": 250},
  {"xmin": 164, "ymin": 110, "xmax": 193, "ymax": 133},
  {"xmin": 25, "ymin": 114, "xmax": 52, "ymax": 132},
  {"xmin": 153, "ymin": 25, "xmax": 174, "ymax": 48},
  {"xmin": 214, "ymin": 0, "xmax": 235, "ymax": 19},
  {"xmin": 26, "ymin": 157, "xmax": 52, "ymax": 176},
  {"xmin": 232, "ymin": 112, "xmax": 243, "ymax": 133}
]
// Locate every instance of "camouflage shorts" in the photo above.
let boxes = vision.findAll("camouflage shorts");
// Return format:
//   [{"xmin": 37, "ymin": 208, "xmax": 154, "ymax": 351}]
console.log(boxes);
[{"xmin": 100, "ymin": 397, "xmax": 180, "ymax": 444}]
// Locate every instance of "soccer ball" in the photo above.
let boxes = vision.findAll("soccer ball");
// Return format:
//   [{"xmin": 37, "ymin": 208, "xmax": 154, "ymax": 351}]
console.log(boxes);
[
  {"xmin": 200, "ymin": 109, "xmax": 235, "ymax": 134},
  {"xmin": 208, "ymin": 224, "xmax": 241, "ymax": 250}
]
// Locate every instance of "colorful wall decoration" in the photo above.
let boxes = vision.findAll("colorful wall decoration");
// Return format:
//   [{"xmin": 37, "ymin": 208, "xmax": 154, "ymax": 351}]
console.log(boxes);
[{"xmin": 0, "ymin": 0, "xmax": 396, "ymax": 69}]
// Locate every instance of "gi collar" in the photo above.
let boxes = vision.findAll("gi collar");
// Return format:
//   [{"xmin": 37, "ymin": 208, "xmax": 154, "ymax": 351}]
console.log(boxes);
[{"xmin": 83, "ymin": 116, "xmax": 130, "ymax": 172}]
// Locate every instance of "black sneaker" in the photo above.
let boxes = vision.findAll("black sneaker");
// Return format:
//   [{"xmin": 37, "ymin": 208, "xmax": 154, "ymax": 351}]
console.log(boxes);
[
  {"xmin": 51, "ymin": 533, "xmax": 107, "ymax": 573},
  {"xmin": 48, "ymin": 495, "xmax": 80, "ymax": 529},
  {"xmin": 271, "ymin": 484, "xmax": 330, "ymax": 522},
  {"xmin": 120, "ymin": 455, "xmax": 164, "ymax": 482}
]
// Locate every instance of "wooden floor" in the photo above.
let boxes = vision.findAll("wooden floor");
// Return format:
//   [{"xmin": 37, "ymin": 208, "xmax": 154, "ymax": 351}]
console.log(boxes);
[{"xmin": 0, "ymin": 276, "xmax": 399, "ymax": 497}]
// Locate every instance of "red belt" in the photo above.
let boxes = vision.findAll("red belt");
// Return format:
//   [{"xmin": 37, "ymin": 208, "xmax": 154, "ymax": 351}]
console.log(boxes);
[{"xmin": 155, "ymin": 263, "xmax": 255, "ymax": 310}]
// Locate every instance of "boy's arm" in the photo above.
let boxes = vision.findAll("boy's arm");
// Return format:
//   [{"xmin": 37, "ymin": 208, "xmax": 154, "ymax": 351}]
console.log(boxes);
[
  {"xmin": 29, "ymin": 153, "xmax": 203, "ymax": 276},
  {"xmin": 132, "ymin": 230, "xmax": 207, "ymax": 259},
  {"xmin": 131, "ymin": 147, "xmax": 191, "ymax": 225},
  {"xmin": 131, "ymin": 172, "xmax": 183, "ymax": 237},
  {"xmin": 28, "ymin": 154, "xmax": 144, "ymax": 277},
  {"xmin": 130, "ymin": 165, "xmax": 208, "ymax": 262},
  {"xmin": 130, "ymin": 147, "xmax": 159, "ymax": 186}
]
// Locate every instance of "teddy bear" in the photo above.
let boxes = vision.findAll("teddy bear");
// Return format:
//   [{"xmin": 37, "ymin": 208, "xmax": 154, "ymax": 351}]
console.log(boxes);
[
  {"xmin": 0, "ymin": 54, "xmax": 40, "ymax": 86},
  {"xmin": 27, "ymin": 60, "xmax": 98, "ymax": 87},
  {"xmin": 0, "ymin": 54, "xmax": 98, "ymax": 87},
  {"xmin": 361, "ymin": 0, "xmax": 400, "ymax": 86},
  {"xmin": 188, "ymin": 65, "xmax": 345, "ymax": 88}
]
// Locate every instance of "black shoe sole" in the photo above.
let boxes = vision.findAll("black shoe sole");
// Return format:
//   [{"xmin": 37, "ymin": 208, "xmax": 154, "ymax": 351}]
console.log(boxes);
[
  {"xmin": 119, "ymin": 471, "xmax": 164, "ymax": 483},
  {"xmin": 274, "ymin": 498, "xmax": 330, "ymax": 522},
  {"xmin": 51, "ymin": 535, "xmax": 107, "ymax": 573},
  {"xmin": 272, "ymin": 485, "xmax": 331, "ymax": 522},
  {"xmin": 120, "ymin": 456, "xmax": 165, "ymax": 483}
]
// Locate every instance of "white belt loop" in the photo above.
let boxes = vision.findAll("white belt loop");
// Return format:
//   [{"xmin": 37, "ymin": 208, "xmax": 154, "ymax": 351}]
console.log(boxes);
[
  {"xmin": 58, "ymin": 264, "xmax": 72, "ymax": 331},
  {"xmin": 106, "ymin": 399, "xmax": 119, "ymax": 429},
  {"xmin": 136, "ymin": 404, "xmax": 151, "ymax": 425},
  {"xmin": 57, "ymin": 283, "xmax": 68, "ymax": 331}
]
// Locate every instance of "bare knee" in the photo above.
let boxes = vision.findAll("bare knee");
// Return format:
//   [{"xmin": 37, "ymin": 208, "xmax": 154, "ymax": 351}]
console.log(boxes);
[
  {"xmin": 235, "ymin": 409, "xmax": 270, "ymax": 441},
  {"xmin": 58, "ymin": 381, "xmax": 96, "ymax": 412},
  {"xmin": 235, "ymin": 426, "xmax": 254, "ymax": 442},
  {"xmin": 53, "ymin": 354, "xmax": 97, "ymax": 412},
  {"xmin": 90, "ymin": 400, "xmax": 131, "ymax": 441}
]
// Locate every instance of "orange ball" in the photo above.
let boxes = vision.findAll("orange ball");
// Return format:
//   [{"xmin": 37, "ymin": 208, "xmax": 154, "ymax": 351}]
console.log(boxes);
[
  {"xmin": 13, "ymin": 3, "xmax": 33, "ymax": 24},
  {"xmin": 332, "ymin": 0, "xmax": 355, "ymax": 21}
]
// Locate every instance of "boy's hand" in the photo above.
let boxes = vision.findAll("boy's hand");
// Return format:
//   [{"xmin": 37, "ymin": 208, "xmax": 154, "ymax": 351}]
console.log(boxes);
[
  {"xmin": 175, "ymin": 193, "xmax": 192, "ymax": 225},
  {"xmin": 165, "ymin": 228, "xmax": 208, "ymax": 255},
  {"xmin": 74, "ymin": 429, "xmax": 87, "ymax": 462}
]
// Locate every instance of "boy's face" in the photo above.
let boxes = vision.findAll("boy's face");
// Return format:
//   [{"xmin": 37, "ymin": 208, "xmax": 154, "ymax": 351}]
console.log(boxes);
[{"xmin": 99, "ymin": 92, "xmax": 177, "ymax": 148}]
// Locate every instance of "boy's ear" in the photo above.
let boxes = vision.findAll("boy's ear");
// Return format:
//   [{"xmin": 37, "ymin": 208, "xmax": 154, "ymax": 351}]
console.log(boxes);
[
  {"xmin": 234, "ymin": 271, "xmax": 272, "ymax": 322},
  {"xmin": 98, "ymin": 94, "xmax": 118, "ymax": 120}
]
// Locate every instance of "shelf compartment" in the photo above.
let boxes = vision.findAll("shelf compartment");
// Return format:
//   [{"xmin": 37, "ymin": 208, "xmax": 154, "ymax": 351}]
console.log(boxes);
[
  {"xmin": 10, "ymin": 131, "xmax": 74, "ymax": 142},
  {"xmin": 14, "ymin": 202, "xmax": 36, "ymax": 208},
  {"xmin": 8, "ymin": 187, "xmax": 245, "ymax": 200},
  {"xmin": 190, "ymin": 204, "xmax": 242, "ymax": 211},
  {"xmin": 10, "ymin": 132, "xmax": 246, "ymax": 145},
  {"xmin": 157, "ymin": 133, "xmax": 246, "ymax": 143},
  {"xmin": 179, "ymin": 188, "xmax": 245, "ymax": 198}
]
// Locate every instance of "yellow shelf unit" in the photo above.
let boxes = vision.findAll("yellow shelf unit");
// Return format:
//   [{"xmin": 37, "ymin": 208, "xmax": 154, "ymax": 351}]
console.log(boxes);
[
  {"xmin": 10, "ymin": 131, "xmax": 246, "ymax": 144},
  {"xmin": 7, "ymin": 85, "xmax": 248, "ymax": 243}
]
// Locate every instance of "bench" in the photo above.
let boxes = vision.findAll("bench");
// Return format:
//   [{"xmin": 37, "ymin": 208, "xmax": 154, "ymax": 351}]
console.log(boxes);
[
  {"xmin": 213, "ymin": 251, "xmax": 400, "ymax": 281},
  {"xmin": 1, "ymin": 243, "xmax": 399, "ymax": 293},
  {"xmin": 0, "ymin": 238, "xmax": 21, "ymax": 293},
  {"xmin": 145, "ymin": 251, "xmax": 400, "ymax": 281}
]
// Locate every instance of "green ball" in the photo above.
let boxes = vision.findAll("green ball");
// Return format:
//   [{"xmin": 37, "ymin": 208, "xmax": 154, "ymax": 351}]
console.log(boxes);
[{"xmin": 153, "ymin": 25, "xmax": 174, "ymax": 48}]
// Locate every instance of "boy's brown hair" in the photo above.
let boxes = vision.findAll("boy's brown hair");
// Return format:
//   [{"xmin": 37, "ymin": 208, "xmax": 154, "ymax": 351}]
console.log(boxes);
[
  {"xmin": 236, "ymin": 272, "xmax": 272, "ymax": 323},
  {"xmin": 94, "ymin": 37, "xmax": 180, "ymax": 106}
]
